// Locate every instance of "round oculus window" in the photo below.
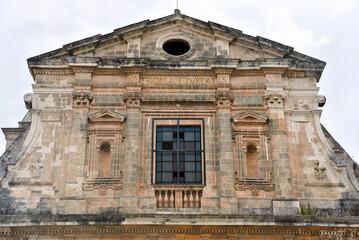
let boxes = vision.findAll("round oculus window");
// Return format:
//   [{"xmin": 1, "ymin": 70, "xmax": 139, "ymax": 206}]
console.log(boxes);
[{"xmin": 162, "ymin": 39, "xmax": 190, "ymax": 56}]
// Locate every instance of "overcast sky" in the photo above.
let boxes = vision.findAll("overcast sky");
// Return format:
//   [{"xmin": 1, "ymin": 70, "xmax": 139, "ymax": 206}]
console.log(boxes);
[{"xmin": 0, "ymin": 0, "xmax": 358, "ymax": 162}]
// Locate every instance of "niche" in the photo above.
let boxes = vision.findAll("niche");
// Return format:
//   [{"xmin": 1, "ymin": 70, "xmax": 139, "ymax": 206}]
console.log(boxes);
[
  {"xmin": 245, "ymin": 143, "xmax": 259, "ymax": 179},
  {"xmin": 98, "ymin": 142, "xmax": 112, "ymax": 178}
]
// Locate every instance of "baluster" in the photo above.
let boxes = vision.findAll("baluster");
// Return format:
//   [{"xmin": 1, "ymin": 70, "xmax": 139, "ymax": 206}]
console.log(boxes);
[
  {"xmin": 170, "ymin": 190, "xmax": 174, "ymax": 208},
  {"xmin": 189, "ymin": 190, "xmax": 194, "ymax": 208},
  {"xmin": 164, "ymin": 190, "xmax": 169, "ymax": 207},
  {"xmin": 195, "ymin": 190, "xmax": 200, "ymax": 208},
  {"xmin": 183, "ymin": 190, "xmax": 188, "ymax": 208},
  {"xmin": 158, "ymin": 191, "xmax": 163, "ymax": 208}
]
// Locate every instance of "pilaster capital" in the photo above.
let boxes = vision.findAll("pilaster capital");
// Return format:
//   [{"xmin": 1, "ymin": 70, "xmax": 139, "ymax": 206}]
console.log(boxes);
[
  {"xmin": 264, "ymin": 90, "xmax": 288, "ymax": 108},
  {"xmin": 123, "ymin": 91, "xmax": 143, "ymax": 108},
  {"xmin": 215, "ymin": 91, "xmax": 233, "ymax": 108}
]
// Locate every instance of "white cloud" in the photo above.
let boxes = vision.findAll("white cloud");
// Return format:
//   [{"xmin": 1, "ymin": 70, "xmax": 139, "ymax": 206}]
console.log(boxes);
[{"xmin": 258, "ymin": 6, "xmax": 331, "ymax": 53}]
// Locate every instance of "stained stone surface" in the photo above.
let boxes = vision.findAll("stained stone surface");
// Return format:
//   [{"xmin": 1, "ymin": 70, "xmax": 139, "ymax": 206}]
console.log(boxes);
[{"xmin": 0, "ymin": 10, "xmax": 358, "ymax": 239}]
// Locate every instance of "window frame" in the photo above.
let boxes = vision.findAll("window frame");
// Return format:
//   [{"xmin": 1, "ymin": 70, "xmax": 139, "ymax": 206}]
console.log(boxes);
[{"xmin": 151, "ymin": 118, "xmax": 206, "ymax": 186}]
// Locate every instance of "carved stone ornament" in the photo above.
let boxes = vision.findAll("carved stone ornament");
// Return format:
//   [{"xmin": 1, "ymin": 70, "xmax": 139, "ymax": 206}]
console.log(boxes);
[
  {"xmin": 215, "ymin": 91, "xmax": 233, "ymax": 108},
  {"xmin": 141, "ymin": 102, "xmax": 216, "ymax": 111},
  {"xmin": 234, "ymin": 174, "xmax": 275, "ymax": 196},
  {"xmin": 314, "ymin": 160, "xmax": 327, "ymax": 181},
  {"xmin": 73, "ymin": 91, "xmax": 93, "ymax": 107},
  {"xmin": 83, "ymin": 171, "xmax": 124, "ymax": 196},
  {"xmin": 317, "ymin": 95, "xmax": 326, "ymax": 107},
  {"xmin": 29, "ymin": 158, "xmax": 43, "ymax": 180},
  {"xmin": 123, "ymin": 91, "xmax": 143, "ymax": 107},
  {"xmin": 264, "ymin": 91, "xmax": 287, "ymax": 108},
  {"xmin": 88, "ymin": 109, "xmax": 126, "ymax": 124}
]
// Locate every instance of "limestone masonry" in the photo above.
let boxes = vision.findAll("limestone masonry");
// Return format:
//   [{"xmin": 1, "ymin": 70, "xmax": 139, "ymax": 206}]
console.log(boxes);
[{"xmin": 1, "ymin": 10, "xmax": 359, "ymax": 239}]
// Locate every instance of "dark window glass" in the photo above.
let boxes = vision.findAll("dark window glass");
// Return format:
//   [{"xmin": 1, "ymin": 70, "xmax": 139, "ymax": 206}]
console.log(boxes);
[{"xmin": 154, "ymin": 122, "xmax": 203, "ymax": 184}]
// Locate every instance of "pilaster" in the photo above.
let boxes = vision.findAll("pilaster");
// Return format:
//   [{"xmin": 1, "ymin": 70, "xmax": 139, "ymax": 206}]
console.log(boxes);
[
  {"xmin": 214, "ymin": 70, "xmax": 237, "ymax": 214},
  {"xmin": 264, "ymin": 69, "xmax": 298, "ymax": 215},
  {"xmin": 121, "ymin": 70, "xmax": 143, "ymax": 212}
]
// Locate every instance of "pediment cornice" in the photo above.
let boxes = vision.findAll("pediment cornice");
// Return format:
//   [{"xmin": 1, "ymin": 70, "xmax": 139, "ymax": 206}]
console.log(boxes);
[
  {"xmin": 89, "ymin": 109, "xmax": 126, "ymax": 123},
  {"xmin": 232, "ymin": 111, "xmax": 268, "ymax": 124},
  {"xmin": 27, "ymin": 12, "xmax": 325, "ymax": 72}
]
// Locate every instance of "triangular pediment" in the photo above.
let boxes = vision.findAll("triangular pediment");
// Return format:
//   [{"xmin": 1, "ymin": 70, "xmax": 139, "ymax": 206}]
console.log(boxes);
[
  {"xmin": 89, "ymin": 109, "xmax": 126, "ymax": 123},
  {"xmin": 232, "ymin": 111, "xmax": 268, "ymax": 124},
  {"xmin": 27, "ymin": 11, "xmax": 325, "ymax": 70}
]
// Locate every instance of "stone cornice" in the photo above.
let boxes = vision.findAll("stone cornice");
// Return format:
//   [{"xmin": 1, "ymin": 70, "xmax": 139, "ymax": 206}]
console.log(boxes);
[
  {"xmin": 0, "ymin": 214, "xmax": 359, "ymax": 227},
  {"xmin": 1, "ymin": 224, "xmax": 358, "ymax": 238},
  {"xmin": 29, "ymin": 58, "xmax": 324, "ymax": 76}
]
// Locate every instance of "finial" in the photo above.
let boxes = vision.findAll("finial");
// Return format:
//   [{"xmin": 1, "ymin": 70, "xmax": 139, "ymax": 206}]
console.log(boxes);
[{"xmin": 174, "ymin": 0, "xmax": 181, "ymax": 14}]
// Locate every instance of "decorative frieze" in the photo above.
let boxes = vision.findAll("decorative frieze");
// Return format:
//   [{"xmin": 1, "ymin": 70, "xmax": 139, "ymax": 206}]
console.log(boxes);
[{"xmin": 141, "ymin": 102, "xmax": 216, "ymax": 111}]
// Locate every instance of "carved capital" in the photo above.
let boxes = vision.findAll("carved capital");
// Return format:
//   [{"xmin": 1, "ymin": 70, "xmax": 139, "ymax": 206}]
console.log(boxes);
[
  {"xmin": 73, "ymin": 91, "xmax": 93, "ymax": 107},
  {"xmin": 215, "ymin": 91, "xmax": 233, "ymax": 108},
  {"xmin": 264, "ymin": 91, "xmax": 287, "ymax": 108},
  {"xmin": 123, "ymin": 91, "xmax": 143, "ymax": 107}
]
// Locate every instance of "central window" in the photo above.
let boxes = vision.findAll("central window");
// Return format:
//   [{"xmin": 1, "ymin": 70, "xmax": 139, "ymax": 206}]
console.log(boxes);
[{"xmin": 152, "ymin": 119, "xmax": 205, "ymax": 185}]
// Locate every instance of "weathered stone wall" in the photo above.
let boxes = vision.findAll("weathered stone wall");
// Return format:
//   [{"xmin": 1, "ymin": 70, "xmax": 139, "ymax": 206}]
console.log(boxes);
[{"xmin": 1, "ymin": 11, "xmax": 359, "ymax": 233}]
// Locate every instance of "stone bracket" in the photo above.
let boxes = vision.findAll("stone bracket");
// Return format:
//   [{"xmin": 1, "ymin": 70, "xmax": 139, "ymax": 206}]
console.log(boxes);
[{"xmin": 83, "ymin": 173, "xmax": 124, "ymax": 196}]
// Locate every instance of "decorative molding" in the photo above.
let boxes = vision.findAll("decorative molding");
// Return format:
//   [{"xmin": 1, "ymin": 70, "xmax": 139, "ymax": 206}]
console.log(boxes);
[
  {"xmin": 143, "ymin": 73, "xmax": 216, "ymax": 77},
  {"xmin": 73, "ymin": 69, "xmax": 94, "ymax": 73},
  {"xmin": 1, "ymin": 224, "xmax": 358, "ymax": 238},
  {"xmin": 29, "ymin": 158, "xmax": 43, "ymax": 180},
  {"xmin": 93, "ymin": 70, "xmax": 125, "ymax": 75},
  {"xmin": 123, "ymin": 91, "xmax": 143, "ymax": 107},
  {"xmin": 89, "ymin": 109, "xmax": 126, "ymax": 123},
  {"xmin": 83, "ymin": 173, "xmax": 124, "ymax": 196},
  {"xmin": 234, "ymin": 177, "xmax": 275, "ymax": 196},
  {"xmin": 33, "ymin": 71, "xmax": 70, "ymax": 75},
  {"xmin": 215, "ymin": 91, "xmax": 233, "ymax": 108},
  {"xmin": 141, "ymin": 102, "xmax": 216, "ymax": 111},
  {"xmin": 314, "ymin": 160, "xmax": 327, "ymax": 181},
  {"xmin": 264, "ymin": 91, "xmax": 287, "ymax": 108},
  {"xmin": 232, "ymin": 72, "xmax": 265, "ymax": 77},
  {"xmin": 73, "ymin": 91, "xmax": 93, "ymax": 107},
  {"xmin": 317, "ymin": 95, "xmax": 326, "ymax": 107}
]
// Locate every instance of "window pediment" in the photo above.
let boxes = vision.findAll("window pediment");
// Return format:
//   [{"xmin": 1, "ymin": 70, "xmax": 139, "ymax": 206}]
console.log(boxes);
[
  {"xmin": 232, "ymin": 111, "xmax": 267, "ymax": 125},
  {"xmin": 89, "ymin": 109, "xmax": 126, "ymax": 123}
]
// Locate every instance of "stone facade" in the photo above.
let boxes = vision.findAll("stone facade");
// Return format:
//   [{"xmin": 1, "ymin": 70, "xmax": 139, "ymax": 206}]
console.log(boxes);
[{"xmin": 1, "ymin": 10, "xmax": 359, "ymax": 239}]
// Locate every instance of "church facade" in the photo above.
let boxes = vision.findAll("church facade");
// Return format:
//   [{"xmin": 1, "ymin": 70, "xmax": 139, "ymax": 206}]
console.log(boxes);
[{"xmin": 1, "ymin": 10, "xmax": 359, "ymax": 239}]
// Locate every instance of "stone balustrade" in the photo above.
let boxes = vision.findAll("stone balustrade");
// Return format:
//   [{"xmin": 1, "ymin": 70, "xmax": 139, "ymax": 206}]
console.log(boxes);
[{"xmin": 154, "ymin": 185, "xmax": 203, "ymax": 208}]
